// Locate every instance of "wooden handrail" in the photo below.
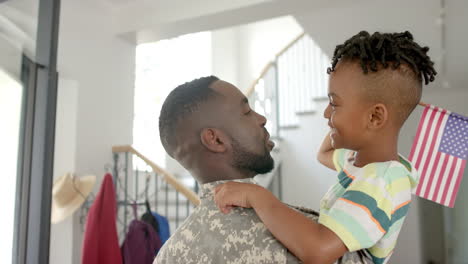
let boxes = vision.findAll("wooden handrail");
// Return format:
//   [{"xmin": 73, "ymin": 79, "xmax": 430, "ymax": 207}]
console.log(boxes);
[
  {"xmin": 112, "ymin": 145, "xmax": 201, "ymax": 206},
  {"xmin": 418, "ymin": 102, "xmax": 429, "ymax": 107},
  {"xmin": 245, "ymin": 32, "xmax": 306, "ymax": 97},
  {"xmin": 245, "ymin": 62, "xmax": 275, "ymax": 97},
  {"xmin": 275, "ymin": 32, "xmax": 306, "ymax": 58}
]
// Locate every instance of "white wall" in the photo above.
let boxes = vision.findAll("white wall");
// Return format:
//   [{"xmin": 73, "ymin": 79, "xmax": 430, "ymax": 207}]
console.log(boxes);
[
  {"xmin": 443, "ymin": 0, "xmax": 468, "ymax": 90},
  {"xmin": 237, "ymin": 16, "xmax": 303, "ymax": 92},
  {"xmin": 224, "ymin": 16, "xmax": 302, "ymax": 92},
  {"xmin": 280, "ymin": 101, "xmax": 336, "ymax": 209},
  {"xmin": 212, "ymin": 15, "xmax": 303, "ymax": 92},
  {"xmin": 211, "ymin": 27, "xmax": 240, "ymax": 87},
  {"xmin": 0, "ymin": 35, "xmax": 22, "ymax": 79},
  {"xmin": 49, "ymin": 79, "xmax": 78, "ymax": 264},
  {"xmin": 54, "ymin": 1, "xmax": 136, "ymax": 263}
]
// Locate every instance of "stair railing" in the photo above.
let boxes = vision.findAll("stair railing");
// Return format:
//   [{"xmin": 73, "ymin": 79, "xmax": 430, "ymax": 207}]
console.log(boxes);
[
  {"xmin": 246, "ymin": 31, "xmax": 329, "ymax": 131},
  {"xmin": 112, "ymin": 145, "xmax": 200, "ymax": 239}
]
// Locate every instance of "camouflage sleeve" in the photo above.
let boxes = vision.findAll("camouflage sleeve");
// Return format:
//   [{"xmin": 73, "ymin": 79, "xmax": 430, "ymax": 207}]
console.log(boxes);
[{"xmin": 153, "ymin": 244, "xmax": 168, "ymax": 264}]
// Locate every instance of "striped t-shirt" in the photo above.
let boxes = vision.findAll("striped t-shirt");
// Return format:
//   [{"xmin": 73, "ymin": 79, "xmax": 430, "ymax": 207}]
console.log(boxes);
[{"xmin": 319, "ymin": 149, "xmax": 419, "ymax": 264}]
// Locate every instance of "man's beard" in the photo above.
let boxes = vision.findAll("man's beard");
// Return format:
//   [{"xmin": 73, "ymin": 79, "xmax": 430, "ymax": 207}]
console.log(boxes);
[{"xmin": 231, "ymin": 137, "xmax": 274, "ymax": 175}]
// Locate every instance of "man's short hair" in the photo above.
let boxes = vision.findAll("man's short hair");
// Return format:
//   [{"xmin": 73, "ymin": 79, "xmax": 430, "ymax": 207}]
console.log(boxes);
[{"xmin": 159, "ymin": 75, "xmax": 220, "ymax": 153}]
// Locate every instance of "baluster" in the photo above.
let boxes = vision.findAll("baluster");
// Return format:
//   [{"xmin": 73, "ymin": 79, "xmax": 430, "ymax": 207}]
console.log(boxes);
[
  {"xmin": 273, "ymin": 63, "xmax": 280, "ymax": 137},
  {"xmin": 313, "ymin": 40, "xmax": 320, "ymax": 98},
  {"xmin": 186, "ymin": 196, "xmax": 190, "ymax": 218},
  {"xmin": 113, "ymin": 153, "xmax": 119, "ymax": 200},
  {"xmin": 176, "ymin": 192, "xmax": 180, "ymax": 229},
  {"xmin": 278, "ymin": 163, "xmax": 283, "ymax": 201},
  {"xmin": 135, "ymin": 166, "xmax": 139, "ymax": 204},
  {"xmin": 304, "ymin": 36, "xmax": 312, "ymax": 106},
  {"xmin": 124, "ymin": 152, "xmax": 129, "ymax": 234},
  {"xmin": 165, "ymin": 182, "xmax": 169, "ymax": 218},
  {"xmin": 277, "ymin": 56, "xmax": 283, "ymax": 128},
  {"xmin": 194, "ymin": 181, "xmax": 199, "ymax": 194},
  {"xmin": 154, "ymin": 172, "xmax": 158, "ymax": 211}
]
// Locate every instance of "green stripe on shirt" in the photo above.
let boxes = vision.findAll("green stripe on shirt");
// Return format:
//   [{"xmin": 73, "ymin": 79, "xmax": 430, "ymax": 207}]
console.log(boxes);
[{"xmin": 341, "ymin": 190, "xmax": 391, "ymax": 231}]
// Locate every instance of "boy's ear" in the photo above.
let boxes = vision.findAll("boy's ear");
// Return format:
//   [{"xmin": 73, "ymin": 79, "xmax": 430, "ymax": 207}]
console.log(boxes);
[
  {"xmin": 200, "ymin": 128, "xmax": 228, "ymax": 153},
  {"xmin": 367, "ymin": 103, "xmax": 388, "ymax": 129}
]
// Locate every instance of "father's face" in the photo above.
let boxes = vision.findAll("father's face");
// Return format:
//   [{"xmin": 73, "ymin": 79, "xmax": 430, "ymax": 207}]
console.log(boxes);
[{"xmin": 210, "ymin": 80, "xmax": 275, "ymax": 174}]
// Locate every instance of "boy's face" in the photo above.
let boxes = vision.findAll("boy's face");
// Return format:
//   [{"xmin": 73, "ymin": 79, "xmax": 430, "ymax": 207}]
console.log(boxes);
[{"xmin": 324, "ymin": 62, "xmax": 373, "ymax": 150}]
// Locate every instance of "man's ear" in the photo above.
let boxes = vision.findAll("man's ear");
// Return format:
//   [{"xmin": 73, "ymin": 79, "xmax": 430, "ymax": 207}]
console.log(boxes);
[
  {"xmin": 200, "ymin": 128, "xmax": 228, "ymax": 153},
  {"xmin": 367, "ymin": 103, "xmax": 388, "ymax": 129}
]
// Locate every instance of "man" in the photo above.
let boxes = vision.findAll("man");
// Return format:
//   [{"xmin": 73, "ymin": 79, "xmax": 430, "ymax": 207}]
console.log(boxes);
[{"xmin": 154, "ymin": 76, "xmax": 370, "ymax": 264}]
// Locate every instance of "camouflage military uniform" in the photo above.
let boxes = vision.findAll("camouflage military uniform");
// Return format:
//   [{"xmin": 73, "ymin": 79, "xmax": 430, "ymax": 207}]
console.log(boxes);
[{"xmin": 154, "ymin": 178, "xmax": 371, "ymax": 264}]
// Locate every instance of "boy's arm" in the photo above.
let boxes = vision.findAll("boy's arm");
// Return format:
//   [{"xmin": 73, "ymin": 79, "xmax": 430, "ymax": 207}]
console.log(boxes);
[
  {"xmin": 252, "ymin": 189, "xmax": 347, "ymax": 264},
  {"xmin": 215, "ymin": 183, "xmax": 348, "ymax": 264},
  {"xmin": 317, "ymin": 132, "xmax": 335, "ymax": 170}
]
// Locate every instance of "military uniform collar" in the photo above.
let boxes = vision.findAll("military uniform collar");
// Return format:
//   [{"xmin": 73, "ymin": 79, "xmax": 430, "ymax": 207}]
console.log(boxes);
[{"xmin": 199, "ymin": 178, "xmax": 258, "ymax": 200}]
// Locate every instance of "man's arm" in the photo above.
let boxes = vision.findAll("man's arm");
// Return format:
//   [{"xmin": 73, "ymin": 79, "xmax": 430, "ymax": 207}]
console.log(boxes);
[{"xmin": 317, "ymin": 132, "xmax": 335, "ymax": 170}]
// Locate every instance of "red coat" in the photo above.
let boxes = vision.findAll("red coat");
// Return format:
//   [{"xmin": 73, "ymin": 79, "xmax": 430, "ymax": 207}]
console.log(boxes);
[{"xmin": 82, "ymin": 173, "xmax": 123, "ymax": 264}]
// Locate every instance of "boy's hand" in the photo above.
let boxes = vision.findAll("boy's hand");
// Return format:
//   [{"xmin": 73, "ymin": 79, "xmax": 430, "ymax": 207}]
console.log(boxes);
[
  {"xmin": 214, "ymin": 182, "xmax": 263, "ymax": 214},
  {"xmin": 317, "ymin": 132, "xmax": 336, "ymax": 170}
]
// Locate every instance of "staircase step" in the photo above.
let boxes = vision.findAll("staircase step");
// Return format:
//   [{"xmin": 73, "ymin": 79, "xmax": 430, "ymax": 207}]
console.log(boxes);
[
  {"xmin": 313, "ymin": 97, "xmax": 329, "ymax": 102},
  {"xmin": 296, "ymin": 110, "xmax": 317, "ymax": 116},
  {"xmin": 279, "ymin": 124, "xmax": 300, "ymax": 130},
  {"xmin": 270, "ymin": 136, "xmax": 284, "ymax": 141}
]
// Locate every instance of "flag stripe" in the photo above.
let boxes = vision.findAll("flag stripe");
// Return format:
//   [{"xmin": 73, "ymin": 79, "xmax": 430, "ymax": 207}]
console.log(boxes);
[
  {"xmin": 423, "ymin": 110, "xmax": 449, "ymax": 198},
  {"xmin": 409, "ymin": 106, "xmax": 430, "ymax": 161},
  {"xmin": 434, "ymin": 153, "xmax": 450, "ymax": 203},
  {"xmin": 426, "ymin": 152, "xmax": 443, "ymax": 199},
  {"xmin": 415, "ymin": 108, "xmax": 443, "ymax": 195},
  {"xmin": 442, "ymin": 157, "xmax": 459, "ymax": 206},
  {"xmin": 414, "ymin": 107, "xmax": 437, "ymax": 172},
  {"xmin": 439, "ymin": 155, "xmax": 456, "ymax": 204},
  {"xmin": 448, "ymin": 160, "xmax": 466, "ymax": 207},
  {"xmin": 411, "ymin": 106, "xmax": 434, "ymax": 170}
]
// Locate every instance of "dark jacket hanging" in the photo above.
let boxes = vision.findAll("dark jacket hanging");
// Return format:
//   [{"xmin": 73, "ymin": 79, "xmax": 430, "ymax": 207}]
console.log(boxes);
[{"xmin": 121, "ymin": 204, "xmax": 162, "ymax": 264}]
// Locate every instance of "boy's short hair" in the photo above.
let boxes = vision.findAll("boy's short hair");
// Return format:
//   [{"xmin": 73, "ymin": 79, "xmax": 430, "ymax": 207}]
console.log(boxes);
[{"xmin": 328, "ymin": 31, "xmax": 437, "ymax": 126}]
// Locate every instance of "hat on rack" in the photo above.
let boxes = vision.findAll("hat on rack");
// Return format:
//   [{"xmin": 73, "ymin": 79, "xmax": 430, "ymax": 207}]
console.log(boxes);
[{"xmin": 51, "ymin": 173, "xmax": 96, "ymax": 224}]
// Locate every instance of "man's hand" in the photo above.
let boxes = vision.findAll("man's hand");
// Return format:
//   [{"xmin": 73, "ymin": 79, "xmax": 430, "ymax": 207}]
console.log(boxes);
[{"xmin": 214, "ymin": 182, "xmax": 265, "ymax": 214}]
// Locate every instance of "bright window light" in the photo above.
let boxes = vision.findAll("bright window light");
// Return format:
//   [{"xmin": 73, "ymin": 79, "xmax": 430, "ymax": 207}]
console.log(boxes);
[
  {"xmin": 133, "ymin": 32, "xmax": 212, "ymax": 169},
  {"xmin": 0, "ymin": 68, "xmax": 22, "ymax": 264}
]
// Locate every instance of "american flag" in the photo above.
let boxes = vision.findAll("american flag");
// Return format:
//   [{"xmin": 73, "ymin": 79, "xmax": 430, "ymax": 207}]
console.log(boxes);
[{"xmin": 409, "ymin": 105, "xmax": 468, "ymax": 207}]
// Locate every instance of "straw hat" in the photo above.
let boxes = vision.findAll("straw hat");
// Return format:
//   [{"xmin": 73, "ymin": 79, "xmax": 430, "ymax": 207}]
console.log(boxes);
[{"xmin": 51, "ymin": 173, "xmax": 96, "ymax": 224}]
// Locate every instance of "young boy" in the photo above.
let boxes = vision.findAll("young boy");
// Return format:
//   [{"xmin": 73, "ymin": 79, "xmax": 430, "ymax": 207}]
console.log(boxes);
[{"xmin": 214, "ymin": 31, "xmax": 437, "ymax": 264}]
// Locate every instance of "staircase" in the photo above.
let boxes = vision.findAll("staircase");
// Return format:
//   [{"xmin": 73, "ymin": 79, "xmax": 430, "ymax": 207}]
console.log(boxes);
[{"xmin": 246, "ymin": 32, "xmax": 329, "ymax": 135}]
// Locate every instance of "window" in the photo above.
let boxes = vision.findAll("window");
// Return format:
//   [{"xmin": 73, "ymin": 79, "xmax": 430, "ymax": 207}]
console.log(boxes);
[
  {"xmin": 0, "ymin": 68, "xmax": 22, "ymax": 263},
  {"xmin": 133, "ymin": 32, "xmax": 212, "ymax": 169}
]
